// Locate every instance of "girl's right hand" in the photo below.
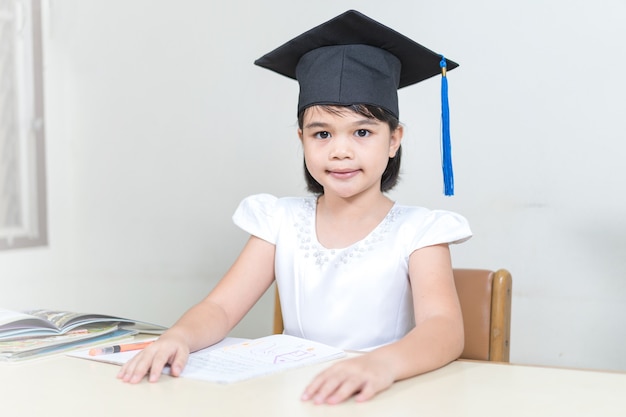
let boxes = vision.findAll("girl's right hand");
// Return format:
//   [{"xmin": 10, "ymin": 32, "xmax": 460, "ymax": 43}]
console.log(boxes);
[{"xmin": 116, "ymin": 332, "xmax": 190, "ymax": 383}]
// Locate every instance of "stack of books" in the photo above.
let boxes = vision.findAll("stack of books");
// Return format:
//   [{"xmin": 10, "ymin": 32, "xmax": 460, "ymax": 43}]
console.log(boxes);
[{"xmin": 0, "ymin": 309, "xmax": 167, "ymax": 362}]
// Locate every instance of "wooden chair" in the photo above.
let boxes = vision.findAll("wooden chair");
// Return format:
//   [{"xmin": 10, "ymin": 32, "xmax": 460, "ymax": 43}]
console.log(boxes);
[
  {"xmin": 273, "ymin": 268, "xmax": 512, "ymax": 362},
  {"xmin": 453, "ymin": 268, "xmax": 512, "ymax": 362}
]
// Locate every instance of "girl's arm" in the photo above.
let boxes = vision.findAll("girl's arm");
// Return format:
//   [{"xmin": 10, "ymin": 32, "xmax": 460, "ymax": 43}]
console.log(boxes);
[
  {"xmin": 117, "ymin": 235, "xmax": 276, "ymax": 383},
  {"xmin": 301, "ymin": 243, "xmax": 464, "ymax": 404}
]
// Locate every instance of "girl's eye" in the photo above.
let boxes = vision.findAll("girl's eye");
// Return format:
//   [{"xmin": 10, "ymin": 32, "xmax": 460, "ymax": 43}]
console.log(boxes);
[
  {"xmin": 355, "ymin": 129, "xmax": 370, "ymax": 137},
  {"xmin": 315, "ymin": 131, "xmax": 331, "ymax": 139}
]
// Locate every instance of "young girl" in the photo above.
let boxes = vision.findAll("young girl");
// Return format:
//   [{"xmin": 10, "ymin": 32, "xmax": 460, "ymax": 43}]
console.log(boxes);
[{"xmin": 118, "ymin": 10, "xmax": 472, "ymax": 405}]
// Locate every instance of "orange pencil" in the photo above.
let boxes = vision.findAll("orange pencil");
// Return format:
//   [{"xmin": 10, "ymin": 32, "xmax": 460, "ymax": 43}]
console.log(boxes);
[{"xmin": 88, "ymin": 341, "xmax": 153, "ymax": 356}]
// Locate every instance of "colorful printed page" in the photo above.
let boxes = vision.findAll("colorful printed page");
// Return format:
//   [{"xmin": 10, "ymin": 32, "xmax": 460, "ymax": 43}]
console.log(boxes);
[
  {"xmin": 0, "ymin": 309, "xmax": 167, "ymax": 340},
  {"xmin": 0, "ymin": 324, "xmax": 119, "ymax": 354},
  {"xmin": 2, "ymin": 328, "xmax": 137, "ymax": 362},
  {"xmin": 0, "ymin": 309, "xmax": 57, "ymax": 332}
]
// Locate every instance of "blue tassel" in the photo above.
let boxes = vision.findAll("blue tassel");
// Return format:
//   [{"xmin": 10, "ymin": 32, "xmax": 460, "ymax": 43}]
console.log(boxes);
[{"xmin": 440, "ymin": 56, "xmax": 454, "ymax": 196}]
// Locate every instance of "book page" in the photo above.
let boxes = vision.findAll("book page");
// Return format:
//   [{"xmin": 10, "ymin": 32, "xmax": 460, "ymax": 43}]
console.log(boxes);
[
  {"xmin": 20, "ymin": 310, "xmax": 167, "ymax": 333},
  {"xmin": 2, "ymin": 328, "xmax": 137, "ymax": 362},
  {"xmin": 0, "ymin": 324, "xmax": 119, "ymax": 354},
  {"xmin": 24, "ymin": 310, "xmax": 90, "ymax": 329},
  {"xmin": 0, "ymin": 309, "xmax": 54, "ymax": 331},
  {"xmin": 178, "ymin": 335, "xmax": 346, "ymax": 383},
  {"xmin": 69, "ymin": 334, "xmax": 346, "ymax": 383}
]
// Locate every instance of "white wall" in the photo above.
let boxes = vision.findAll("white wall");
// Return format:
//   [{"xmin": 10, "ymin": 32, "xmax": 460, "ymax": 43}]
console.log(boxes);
[{"xmin": 1, "ymin": 0, "xmax": 625, "ymax": 371}]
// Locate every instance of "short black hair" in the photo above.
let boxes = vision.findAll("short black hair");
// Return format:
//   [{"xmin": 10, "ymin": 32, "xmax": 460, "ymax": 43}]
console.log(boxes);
[{"xmin": 298, "ymin": 104, "xmax": 402, "ymax": 194}]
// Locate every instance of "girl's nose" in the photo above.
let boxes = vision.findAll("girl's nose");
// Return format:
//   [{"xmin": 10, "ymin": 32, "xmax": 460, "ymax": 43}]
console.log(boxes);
[{"xmin": 329, "ymin": 135, "xmax": 353, "ymax": 159}]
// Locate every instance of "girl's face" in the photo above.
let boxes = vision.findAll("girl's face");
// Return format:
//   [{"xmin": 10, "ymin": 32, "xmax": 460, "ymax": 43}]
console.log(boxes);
[{"xmin": 298, "ymin": 105, "xmax": 402, "ymax": 200}]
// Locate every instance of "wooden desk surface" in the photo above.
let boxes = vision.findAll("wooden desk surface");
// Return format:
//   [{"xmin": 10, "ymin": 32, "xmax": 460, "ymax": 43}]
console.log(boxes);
[{"xmin": 2, "ymin": 355, "xmax": 625, "ymax": 417}]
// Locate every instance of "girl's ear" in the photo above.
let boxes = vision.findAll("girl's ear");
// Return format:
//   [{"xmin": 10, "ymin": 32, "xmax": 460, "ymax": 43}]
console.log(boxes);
[
  {"xmin": 389, "ymin": 125, "xmax": 403, "ymax": 158},
  {"xmin": 297, "ymin": 128, "xmax": 304, "ymax": 142}
]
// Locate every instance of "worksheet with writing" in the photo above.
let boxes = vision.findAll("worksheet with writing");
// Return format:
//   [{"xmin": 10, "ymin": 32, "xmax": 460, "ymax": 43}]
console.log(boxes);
[{"xmin": 69, "ymin": 334, "xmax": 346, "ymax": 383}]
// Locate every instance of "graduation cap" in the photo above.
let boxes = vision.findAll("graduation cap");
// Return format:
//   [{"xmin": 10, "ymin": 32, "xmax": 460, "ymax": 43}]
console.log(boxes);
[{"xmin": 255, "ymin": 10, "xmax": 457, "ymax": 195}]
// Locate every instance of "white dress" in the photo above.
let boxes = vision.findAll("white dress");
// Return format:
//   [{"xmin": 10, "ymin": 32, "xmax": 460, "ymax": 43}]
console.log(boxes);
[{"xmin": 232, "ymin": 193, "xmax": 472, "ymax": 351}]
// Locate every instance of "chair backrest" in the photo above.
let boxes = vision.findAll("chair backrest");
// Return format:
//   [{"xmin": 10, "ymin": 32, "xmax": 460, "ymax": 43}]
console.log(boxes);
[
  {"xmin": 272, "ymin": 268, "xmax": 512, "ymax": 362},
  {"xmin": 454, "ymin": 268, "xmax": 512, "ymax": 362}
]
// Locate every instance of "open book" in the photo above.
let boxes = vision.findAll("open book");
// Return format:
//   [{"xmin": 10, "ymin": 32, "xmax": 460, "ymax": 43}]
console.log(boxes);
[
  {"xmin": 0, "ymin": 309, "xmax": 167, "ymax": 340},
  {"xmin": 0, "ymin": 309, "xmax": 167, "ymax": 361},
  {"xmin": 70, "ymin": 334, "xmax": 347, "ymax": 383}
]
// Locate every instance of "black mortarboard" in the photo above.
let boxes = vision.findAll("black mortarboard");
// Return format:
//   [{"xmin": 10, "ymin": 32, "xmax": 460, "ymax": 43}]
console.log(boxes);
[{"xmin": 255, "ymin": 9, "xmax": 458, "ymax": 195}]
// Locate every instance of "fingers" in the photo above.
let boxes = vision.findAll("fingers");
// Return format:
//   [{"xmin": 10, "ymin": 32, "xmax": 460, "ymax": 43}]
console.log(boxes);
[
  {"xmin": 301, "ymin": 371, "xmax": 345, "ymax": 403},
  {"xmin": 167, "ymin": 352, "xmax": 188, "ymax": 378},
  {"xmin": 117, "ymin": 355, "xmax": 147, "ymax": 383},
  {"xmin": 304, "ymin": 374, "xmax": 366, "ymax": 405},
  {"xmin": 117, "ymin": 341, "xmax": 189, "ymax": 384},
  {"xmin": 301, "ymin": 356, "xmax": 393, "ymax": 405}
]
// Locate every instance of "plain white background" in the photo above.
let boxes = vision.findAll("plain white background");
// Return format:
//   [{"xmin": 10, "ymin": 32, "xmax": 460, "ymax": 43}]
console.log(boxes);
[{"xmin": 1, "ymin": 0, "xmax": 625, "ymax": 371}]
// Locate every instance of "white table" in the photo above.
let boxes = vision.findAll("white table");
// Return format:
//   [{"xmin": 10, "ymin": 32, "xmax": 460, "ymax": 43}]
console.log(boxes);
[{"xmin": 2, "ymin": 354, "xmax": 625, "ymax": 417}]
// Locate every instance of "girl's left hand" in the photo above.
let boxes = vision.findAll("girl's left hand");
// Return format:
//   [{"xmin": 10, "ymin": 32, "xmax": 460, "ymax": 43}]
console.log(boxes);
[{"xmin": 301, "ymin": 354, "xmax": 395, "ymax": 405}]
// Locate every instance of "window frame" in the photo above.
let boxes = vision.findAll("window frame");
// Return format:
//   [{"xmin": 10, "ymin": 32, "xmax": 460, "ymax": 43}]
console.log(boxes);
[{"xmin": 0, "ymin": 0, "xmax": 47, "ymax": 250}]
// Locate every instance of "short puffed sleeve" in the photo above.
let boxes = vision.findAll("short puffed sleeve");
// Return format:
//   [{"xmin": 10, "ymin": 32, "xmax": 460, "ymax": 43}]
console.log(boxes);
[
  {"xmin": 398, "ymin": 208, "xmax": 472, "ymax": 257},
  {"xmin": 232, "ymin": 194, "xmax": 282, "ymax": 244}
]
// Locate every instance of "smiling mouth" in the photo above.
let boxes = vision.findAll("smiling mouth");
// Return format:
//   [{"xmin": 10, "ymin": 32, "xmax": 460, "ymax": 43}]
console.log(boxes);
[{"xmin": 328, "ymin": 169, "xmax": 360, "ymax": 179}]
